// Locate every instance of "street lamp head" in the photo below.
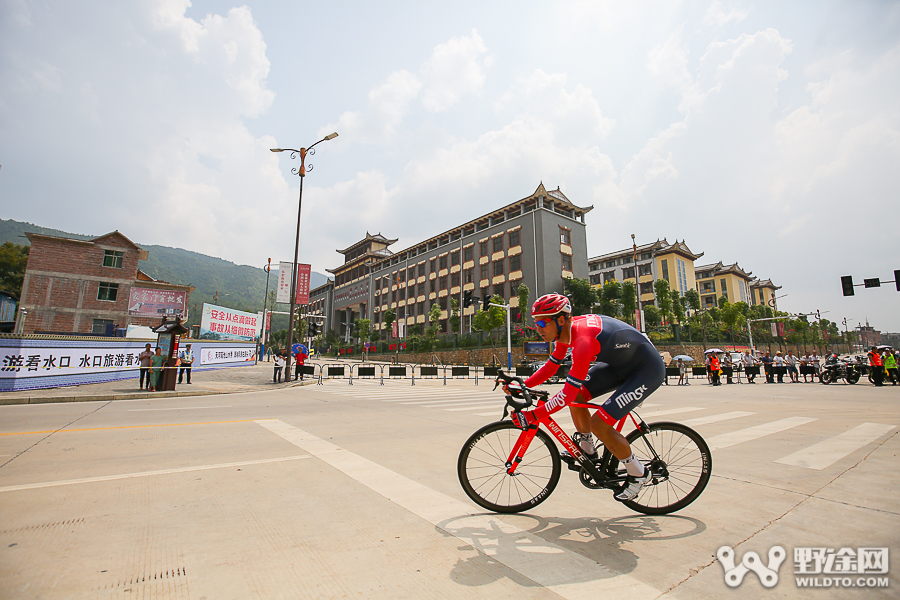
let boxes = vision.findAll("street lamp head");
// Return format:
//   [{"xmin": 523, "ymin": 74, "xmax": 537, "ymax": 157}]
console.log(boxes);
[
  {"xmin": 270, "ymin": 148, "xmax": 284, "ymax": 152},
  {"xmin": 324, "ymin": 132, "xmax": 338, "ymax": 141}
]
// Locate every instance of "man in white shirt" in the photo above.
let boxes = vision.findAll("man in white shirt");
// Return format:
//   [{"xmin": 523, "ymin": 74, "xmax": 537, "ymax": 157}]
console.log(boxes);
[
  {"xmin": 773, "ymin": 351, "xmax": 786, "ymax": 383},
  {"xmin": 742, "ymin": 350, "xmax": 758, "ymax": 383},
  {"xmin": 785, "ymin": 350, "xmax": 799, "ymax": 383}
]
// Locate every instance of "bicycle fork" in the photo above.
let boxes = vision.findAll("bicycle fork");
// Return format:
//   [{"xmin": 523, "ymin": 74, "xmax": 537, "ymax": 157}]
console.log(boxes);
[{"xmin": 505, "ymin": 427, "xmax": 539, "ymax": 475}]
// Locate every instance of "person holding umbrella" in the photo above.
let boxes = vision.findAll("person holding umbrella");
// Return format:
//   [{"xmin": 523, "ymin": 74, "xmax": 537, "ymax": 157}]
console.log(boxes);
[{"xmin": 673, "ymin": 354, "xmax": 693, "ymax": 385}]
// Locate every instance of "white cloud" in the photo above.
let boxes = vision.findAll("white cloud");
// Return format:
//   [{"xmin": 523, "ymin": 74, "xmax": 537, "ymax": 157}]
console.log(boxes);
[
  {"xmin": 421, "ymin": 29, "xmax": 490, "ymax": 112},
  {"xmin": 703, "ymin": 0, "xmax": 750, "ymax": 26},
  {"xmin": 325, "ymin": 70, "xmax": 421, "ymax": 142}
]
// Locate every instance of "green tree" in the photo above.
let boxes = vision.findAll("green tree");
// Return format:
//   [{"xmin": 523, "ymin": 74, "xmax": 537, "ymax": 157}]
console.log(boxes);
[
  {"xmin": 354, "ymin": 318, "xmax": 371, "ymax": 346},
  {"xmin": 449, "ymin": 297, "xmax": 460, "ymax": 333},
  {"xmin": 684, "ymin": 289, "xmax": 701, "ymax": 313},
  {"xmin": 427, "ymin": 303, "xmax": 442, "ymax": 341},
  {"xmin": 654, "ymin": 278, "xmax": 672, "ymax": 327},
  {"xmin": 598, "ymin": 280, "xmax": 621, "ymax": 318},
  {"xmin": 644, "ymin": 305, "xmax": 661, "ymax": 328},
  {"xmin": 516, "ymin": 283, "xmax": 530, "ymax": 322},
  {"xmin": 564, "ymin": 277, "xmax": 596, "ymax": 315},
  {"xmin": 620, "ymin": 281, "xmax": 637, "ymax": 325},
  {"xmin": 383, "ymin": 307, "xmax": 396, "ymax": 337},
  {"xmin": 472, "ymin": 295, "xmax": 506, "ymax": 346},
  {"xmin": 670, "ymin": 290, "xmax": 686, "ymax": 324},
  {"xmin": 0, "ymin": 242, "xmax": 29, "ymax": 296}
]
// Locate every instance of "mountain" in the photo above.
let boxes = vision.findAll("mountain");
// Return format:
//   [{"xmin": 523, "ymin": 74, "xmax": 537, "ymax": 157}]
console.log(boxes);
[{"xmin": 0, "ymin": 219, "xmax": 329, "ymax": 329}]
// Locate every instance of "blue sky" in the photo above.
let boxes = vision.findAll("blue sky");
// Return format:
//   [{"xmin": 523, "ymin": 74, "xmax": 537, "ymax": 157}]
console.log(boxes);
[{"xmin": 1, "ymin": 0, "xmax": 898, "ymax": 331}]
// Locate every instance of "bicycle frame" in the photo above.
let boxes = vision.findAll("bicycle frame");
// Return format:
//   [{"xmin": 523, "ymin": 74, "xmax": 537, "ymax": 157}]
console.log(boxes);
[{"xmin": 505, "ymin": 398, "xmax": 648, "ymax": 489}]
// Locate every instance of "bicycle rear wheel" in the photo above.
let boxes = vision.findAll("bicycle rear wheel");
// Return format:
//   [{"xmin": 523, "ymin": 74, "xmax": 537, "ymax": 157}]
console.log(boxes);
[
  {"xmin": 618, "ymin": 422, "xmax": 711, "ymax": 515},
  {"xmin": 458, "ymin": 421, "xmax": 561, "ymax": 514}
]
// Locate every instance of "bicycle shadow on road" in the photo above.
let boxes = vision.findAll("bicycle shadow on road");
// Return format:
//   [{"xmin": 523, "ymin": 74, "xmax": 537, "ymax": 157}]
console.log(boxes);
[{"xmin": 436, "ymin": 512, "xmax": 706, "ymax": 587}]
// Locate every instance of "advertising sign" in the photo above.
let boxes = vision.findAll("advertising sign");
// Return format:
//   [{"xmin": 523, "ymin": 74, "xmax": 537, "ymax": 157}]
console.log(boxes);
[
  {"xmin": 198, "ymin": 345, "xmax": 256, "ymax": 366},
  {"xmin": 1, "ymin": 346, "xmax": 146, "ymax": 379},
  {"xmin": 128, "ymin": 287, "xmax": 187, "ymax": 317},
  {"xmin": 276, "ymin": 261, "xmax": 293, "ymax": 304},
  {"xmin": 296, "ymin": 263, "xmax": 311, "ymax": 305},
  {"xmin": 523, "ymin": 341, "xmax": 551, "ymax": 356},
  {"xmin": 200, "ymin": 304, "xmax": 262, "ymax": 341}
]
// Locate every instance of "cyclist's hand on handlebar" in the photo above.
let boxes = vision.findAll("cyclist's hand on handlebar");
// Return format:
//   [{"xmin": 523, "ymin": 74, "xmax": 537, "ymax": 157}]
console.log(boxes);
[
  {"xmin": 512, "ymin": 410, "xmax": 538, "ymax": 429},
  {"xmin": 502, "ymin": 380, "xmax": 522, "ymax": 396}
]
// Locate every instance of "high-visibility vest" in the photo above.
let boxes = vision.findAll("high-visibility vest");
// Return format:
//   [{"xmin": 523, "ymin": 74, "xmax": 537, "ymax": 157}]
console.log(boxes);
[{"xmin": 869, "ymin": 352, "xmax": 883, "ymax": 367}]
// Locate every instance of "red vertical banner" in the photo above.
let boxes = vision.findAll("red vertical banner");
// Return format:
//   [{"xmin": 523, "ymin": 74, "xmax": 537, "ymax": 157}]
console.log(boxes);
[
  {"xmin": 296, "ymin": 264, "xmax": 311, "ymax": 305},
  {"xmin": 777, "ymin": 322, "xmax": 785, "ymax": 337},
  {"xmin": 265, "ymin": 311, "xmax": 271, "ymax": 331}
]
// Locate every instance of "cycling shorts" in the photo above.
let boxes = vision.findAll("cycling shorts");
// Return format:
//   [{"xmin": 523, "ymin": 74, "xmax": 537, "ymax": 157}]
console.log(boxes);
[{"xmin": 582, "ymin": 343, "xmax": 665, "ymax": 424}]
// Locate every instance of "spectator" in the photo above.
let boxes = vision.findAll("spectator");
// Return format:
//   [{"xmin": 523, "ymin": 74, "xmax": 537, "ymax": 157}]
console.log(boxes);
[
  {"xmin": 709, "ymin": 353, "xmax": 721, "ymax": 386},
  {"xmin": 809, "ymin": 352, "xmax": 821, "ymax": 381},
  {"xmin": 294, "ymin": 345, "xmax": 309, "ymax": 380},
  {"xmin": 677, "ymin": 358, "xmax": 689, "ymax": 385},
  {"xmin": 785, "ymin": 350, "xmax": 799, "ymax": 383},
  {"xmin": 138, "ymin": 343, "xmax": 153, "ymax": 389},
  {"xmin": 868, "ymin": 347, "xmax": 885, "ymax": 386},
  {"xmin": 800, "ymin": 353, "xmax": 812, "ymax": 383},
  {"xmin": 721, "ymin": 352, "xmax": 733, "ymax": 384},
  {"xmin": 884, "ymin": 349, "xmax": 898, "ymax": 386},
  {"xmin": 773, "ymin": 351, "xmax": 786, "ymax": 383},
  {"xmin": 760, "ymin": 351, "xmax": 774, "ymax": 383},
  {"xmin": 274, "ymin": 351, "xmax": 284, "ymax": 383},
  {"xmin": 178, "ymin": 343, "xmax": 194, "ymax": 384},
  {"xmin": 149, "ymin": 347, "xmax": 165, "ymax": 391},
  {"xmin": 742, "ymin": 350, "xmax": 758, "ymax": 383}
]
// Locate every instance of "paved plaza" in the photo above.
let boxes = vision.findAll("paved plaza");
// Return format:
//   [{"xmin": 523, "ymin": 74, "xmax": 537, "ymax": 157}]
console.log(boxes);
[{"xmin": 0, "ymin": 366, "xmax": 897, "ymax": 599}]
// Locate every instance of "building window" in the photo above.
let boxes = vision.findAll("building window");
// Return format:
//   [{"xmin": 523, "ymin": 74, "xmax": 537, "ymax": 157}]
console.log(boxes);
[
  {"xmin": 451, "ymin": 250, "xmax": 460, "ymax": 266},
  {"xmin": 97, "ymin": 282, "xmax": 119, "ymax": 301},
  {"xmin": 439, "ymin": 255, "xmax": 448, "ymax": 270},
  {"xmin": 676, "ymin": 258, "xmax": 687, "ymax": 294},
  {"xmin": 508, "ymin": 229, "xmax": 520, "ymax": 248},
  {"xmin": 493, "ymin": 260, "xmax": 504, "ymax": 276},
  {"xmin": 622, "ymin": 267, "xmax": 635, "ymax": 279},
  {"xmin": 451, "ymin": 272, "xmax": 460, "ymax": 288},
  {"xmin": 439, "ymin": 276, "xmax": 448, "ymax": 290},
  {"xmin": 408, "ymin": 266, "xmax": 415, "ymax": 280},
  {"xmin": 640, "ymin": 282, "xmax": 654, "ymax": 295},
  {"xmin": 91, "ymin": 318, "xmax": 115, "ymax": 335},
  {"xmin": 463, "ymin": 246, "xmax": 474, "ymax": 262},
  {"xmin": 464, "ymin": 268, "xmax": 474, "ymax": 284},
  {"xmin": 492, "ymin": 236, "xmax": 503, "ymax": 253},
  {"xmin": 560, "ymin": 227, "xmax": 571, "ymax": 245},
  {"xmin": 509, "ymin": 254, "xmax": 521, "ymax": 272},
  {"xmin": 638, "ymin": 264, "xmax": 652, "ymax": 276},
  {"xmin": 430, "ymin": 257, "xmax": 437, "ymax": 273},
  {"xmin": 493, "ymin": 283, "xmax": 506, "ymax": 299},
  {"xmin": 480, "ymin": 264, "xmax": 489, "ymax": 280},
  {"xmin": 641, "ymin": 252, "xmax": 652, "ymax": 260},
  {"xmin": 418, "ymin": 282, "xmax": 425, "ymax": 297},
  {"xmin": 429, "ymin": 279, "xmax": 436, "ymax": 294},
  {"xmin": 603, "ymin": 271, "xmax": 616, "ymax": 283},
  {"xmin": 479, "ymin": 240, "xmax": 488, "ymax": 257},
  {"xmin": 103, "ymin": 250, "xmax": 124, "ymax": 268},
  {"xmin": 590, "ymin": 274, "xmax": 601, "ymax": 285},
  {"xmin": 562, "ymin": 254, "xmax": 572, "ymax": 271},
  {"xmin": 418, "ymin": 263, "xmax": 425, "ymax": 277},
  {"xmin": 375, "ymin": 279, "xmax": 381, "ymax": 291},
  {"xmin": 606, "ymin": 260, "xmax": 616, "ymax": 268},
  {"xmin": 661, "ymin": 259, "xmax": 669, "ymax": 282},
  {"xmin": 439, "ymin": 297, "xmax": 447, "ymax": 310},
  {"xmin": 397, "ymin": 269, "xmax": 405, "ymax": 283}
]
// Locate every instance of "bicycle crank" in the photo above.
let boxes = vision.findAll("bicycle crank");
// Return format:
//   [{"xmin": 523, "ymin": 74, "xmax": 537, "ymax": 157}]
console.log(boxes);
[{"xmin": 578, "ymin": 468, "xmax": 606, "ymax": 489}]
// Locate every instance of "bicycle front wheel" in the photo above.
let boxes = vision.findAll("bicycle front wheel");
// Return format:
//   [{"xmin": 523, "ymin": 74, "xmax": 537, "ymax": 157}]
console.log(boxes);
[
  {"xmin": 619, "ymin": 422, "xmax": 712, "ymax": 515},
  {"xmin": 458, "ymin": 421, "xmax": 561, "ymax": 513}
]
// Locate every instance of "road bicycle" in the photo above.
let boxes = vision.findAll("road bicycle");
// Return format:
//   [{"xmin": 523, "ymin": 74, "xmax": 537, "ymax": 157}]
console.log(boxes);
[{"xmin": 457, "ymin": 371, "xmax": 712, "ymax": 515}]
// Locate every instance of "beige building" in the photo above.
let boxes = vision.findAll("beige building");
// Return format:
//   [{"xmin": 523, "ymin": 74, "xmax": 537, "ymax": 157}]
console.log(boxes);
[
  {"xmin": 694, "ymin": 261, "xmax": 755, "ymax": 309},
  {"xmin": 749, "ymin": 278, "xmax": 782, "ymax": 310},
  {"xmin": 588, "ymin": 239, "xmax": 704, "ymax": 307}
]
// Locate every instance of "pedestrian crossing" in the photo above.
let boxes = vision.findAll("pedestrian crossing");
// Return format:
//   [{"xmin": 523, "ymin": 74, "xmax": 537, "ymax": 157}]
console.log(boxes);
[{"xmin": 309, "ymin": 381, "xmax": 896, "ymax": 472}]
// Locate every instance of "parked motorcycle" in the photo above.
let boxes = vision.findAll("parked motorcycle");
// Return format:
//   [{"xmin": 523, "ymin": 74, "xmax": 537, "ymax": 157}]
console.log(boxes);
[{"xmin": 819, "ymin": 353, "xmax": 861, "ymax": 384}]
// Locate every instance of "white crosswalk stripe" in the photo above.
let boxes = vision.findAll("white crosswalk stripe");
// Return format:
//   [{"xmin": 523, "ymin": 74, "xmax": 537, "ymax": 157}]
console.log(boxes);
[
  {"xmin": 681, "ymin": 411, "xmax": 756, "ymax": 426},
  {"xmin": 773, "ymin": 423, "xmax": 896, "ymax": 470},
  {"xmin": 706, "ymin": 417, "xmax": 818, "ymax": 451}
]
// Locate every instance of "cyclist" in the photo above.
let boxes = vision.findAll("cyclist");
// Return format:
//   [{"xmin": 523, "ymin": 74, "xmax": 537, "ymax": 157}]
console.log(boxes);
[{"xmin": 508, "ymin": 293, "xmax": 665, "ymax": 501}]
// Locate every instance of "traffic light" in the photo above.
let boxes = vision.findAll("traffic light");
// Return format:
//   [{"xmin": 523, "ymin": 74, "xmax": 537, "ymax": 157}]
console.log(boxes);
[
  {"xmin": 840, "ymin": 276, "xmax": 854, "ymax": 297},
  {"xmin": 864, "ymin": 278, "xmax": 881, "ymax": 288},
  {"xmin": 463, "ymin": 289, "xmax": 473, "ymax": 309},
  {"xmin": 895, "ymin": 270, "xmax": 900, "ymax": 291},
  {"xmin": 482, "ymin": 295, "xmax": 491, "ymax": 312},
  {"xmin": 307, "ymin": 322, "xmax": 319, "ymax": 337}
]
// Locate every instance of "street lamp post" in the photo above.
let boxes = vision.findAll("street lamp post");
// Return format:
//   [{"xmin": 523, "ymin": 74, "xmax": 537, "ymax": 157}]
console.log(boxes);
[
  {"xmin": 631, "ymin": 234, "xmax": 642, "ymax": 332},
  {"xmin": 262, "ymin": 258, "xmax": 272, "ymax": 361},
  {"xmin": 271, "ymin": 132, "xmax": 338, "ymax": 380}
]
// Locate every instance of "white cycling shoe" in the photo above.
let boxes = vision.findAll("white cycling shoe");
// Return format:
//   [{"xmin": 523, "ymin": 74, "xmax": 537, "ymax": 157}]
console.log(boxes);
[{"xmin": 615, "ymin": 469, "xmax": 652, "ymax": 501}]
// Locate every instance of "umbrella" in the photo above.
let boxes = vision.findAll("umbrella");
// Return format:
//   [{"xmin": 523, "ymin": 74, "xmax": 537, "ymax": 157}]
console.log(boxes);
[
  {"xmin": 876, "ymin": 345, "xmax": 893, "ymax": 351},
  {"xmin": 704, "ymin": 348, "xmax": 724, "ymax": 354},
  {"xmin": 673, "ymin": 355, "xmax": 695, "ymax": 362},
  {"xmin": 291, "ymin": 343, "xmax": 308, "ymax": 356}
]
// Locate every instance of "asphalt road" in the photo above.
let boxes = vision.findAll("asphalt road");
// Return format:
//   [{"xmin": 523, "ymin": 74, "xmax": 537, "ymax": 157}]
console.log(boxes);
[{"xmin": 1, "ymin": 377, "xmax": 897, "ymax": 599}]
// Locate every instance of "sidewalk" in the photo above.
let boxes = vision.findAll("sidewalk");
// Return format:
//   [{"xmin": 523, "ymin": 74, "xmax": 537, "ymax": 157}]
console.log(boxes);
[{"xmin": 0, "ymin": 359, "xmax": 326, "ymax": 405}]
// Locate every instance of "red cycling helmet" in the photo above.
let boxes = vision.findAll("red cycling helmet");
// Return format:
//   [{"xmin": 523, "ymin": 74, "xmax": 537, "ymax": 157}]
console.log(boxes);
[{"xmin": 531, "ymin": 293, "xmax": 572, "ymax": 319}]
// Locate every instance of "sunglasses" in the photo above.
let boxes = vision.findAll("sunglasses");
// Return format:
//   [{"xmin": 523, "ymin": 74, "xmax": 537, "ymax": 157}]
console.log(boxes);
[{"xmin": 534, "ymin": 319, "xmax": 553, "ymax": 328}]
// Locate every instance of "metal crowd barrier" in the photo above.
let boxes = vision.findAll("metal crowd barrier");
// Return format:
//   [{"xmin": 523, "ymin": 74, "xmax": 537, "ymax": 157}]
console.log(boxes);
[{"xmin": 310, "ymin": 362, "xmax": 526, "ymax": 386}]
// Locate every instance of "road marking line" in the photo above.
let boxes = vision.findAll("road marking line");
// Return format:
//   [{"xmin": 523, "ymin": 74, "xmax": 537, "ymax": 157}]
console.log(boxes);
[
  {"xmin": 707, "ymin": 417, "xmax": 818, "ymax": 450},
  {"xmin": 443, "ymin": 402, "xmax": 508, "ymax": 411},
  {"xmin": 0, "ymin": 456, "xmax": 309, "ymax": 492},
  {"xmin": 681, "ymin": 411, "xmax": 756, "ymax": 426},
  {"xmin": 399, "ymin": 397, "xmax": 499, "ymax": 406},
  {"xmin": 635, "ymin": 407, "xmax": 704, "ymax": 418},
  {"xmin": 254, "ymin": 419, "xmax": 661, "ymax": 600},
  {"xmin": 127, "ymin": 406, "xmax": 232, "ymax": 411},
  {"xmin": 0, "ymin": 419, "xmax": 258, "ymax": 436},
  {"xmin": 774, "ymin": 423, "xmax": 896, "ymax": 470}
]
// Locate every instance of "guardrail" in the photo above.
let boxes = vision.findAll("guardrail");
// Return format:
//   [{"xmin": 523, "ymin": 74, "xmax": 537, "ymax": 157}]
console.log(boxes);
[{"xmin": 310, "ymin": 362, "xmax": 535, "ymax": 386}]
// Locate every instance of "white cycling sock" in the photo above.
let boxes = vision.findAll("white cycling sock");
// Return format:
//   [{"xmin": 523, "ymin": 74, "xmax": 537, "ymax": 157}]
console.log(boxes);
[
  {"xmin": 573, "ymin": 432, "xmax": 597, "ymax": 456},
  {"xmin": 621, "ymin": 453, "xmax": 646, "ymax": 477}
]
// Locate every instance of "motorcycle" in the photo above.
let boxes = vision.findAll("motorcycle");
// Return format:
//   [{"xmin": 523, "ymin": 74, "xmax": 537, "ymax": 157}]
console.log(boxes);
[{"xmin": 819, "ymin": 353, "xmax": 861, "ymax": 384}]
